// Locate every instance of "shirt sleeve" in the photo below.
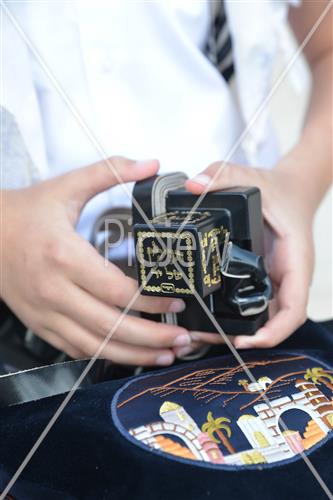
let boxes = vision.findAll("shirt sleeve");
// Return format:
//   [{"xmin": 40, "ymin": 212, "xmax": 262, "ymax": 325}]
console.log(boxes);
[
  {"xmin": 1, "ymin": 8, "xmax": 47, "ymax": 186},
  {"xmin": 1, "ymin": 106, "xmax": 41, "ymax": 189}
]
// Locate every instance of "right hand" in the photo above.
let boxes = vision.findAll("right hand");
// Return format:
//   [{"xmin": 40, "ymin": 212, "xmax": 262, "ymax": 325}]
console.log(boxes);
[{"xmin": 1, "ymin": 157, "xmax": 191, "ymax": 366}]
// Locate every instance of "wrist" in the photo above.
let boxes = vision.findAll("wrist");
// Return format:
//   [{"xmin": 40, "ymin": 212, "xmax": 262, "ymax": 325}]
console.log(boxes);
[
  {"xmin": 274, "ymin": 146, "xmax": 330, "ymax": 218},
  {"xmin": 275, "ymin": 114, "xmax": 332, "ymax": 212}
]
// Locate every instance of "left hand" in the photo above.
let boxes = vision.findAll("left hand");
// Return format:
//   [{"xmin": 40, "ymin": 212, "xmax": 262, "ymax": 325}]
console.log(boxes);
[{"xmin": 183, "ymin": 161, "xmax": 315, "ymax": 350}]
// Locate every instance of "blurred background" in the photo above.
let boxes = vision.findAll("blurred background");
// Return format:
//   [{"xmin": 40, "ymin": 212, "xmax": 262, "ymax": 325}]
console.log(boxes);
[{"xmin": 270, "ymin": 31, "xmax": 332, "ymax": 320}]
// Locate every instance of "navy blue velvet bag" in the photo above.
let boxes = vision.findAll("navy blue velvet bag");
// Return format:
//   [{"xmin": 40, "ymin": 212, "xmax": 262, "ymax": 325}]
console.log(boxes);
[{"xmin": 0, "ymin": 320, "xmax": 332, "ymax": 500}]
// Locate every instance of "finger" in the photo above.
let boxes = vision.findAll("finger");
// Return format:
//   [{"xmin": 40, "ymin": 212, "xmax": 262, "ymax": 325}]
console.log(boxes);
[
  {"xmin": 104, "ymin": 339, "xmax": 175, "ymax": 366},
  {"xmin": 38, "ymin": 328, "xmax": 86, "ymax": 359},
  {"xmin": 189, "ymin": 331, "xmax": 227, "ymax": 345},
  {"xmin": 58, "ymin": 157, "xmax": 160, "ymax": 209},
  {"xmin": 233, "ymin": 268, "xmax": 308, "ymax": 349},
  {"xmin": 67, "ymin": 237, "xmax": 185, "ymax": 314},
  {"xmin": 173, "ymin": 341, "xmax": 205, "ymax": 359},
  {"xmin": 185, "ymin": 162, "xmax": 264, "ymax": 194},
  {"xmin": 50, "ymin": 284, "xmax": 191, "ymax": 349},
  {"xmin": 47, "ymin": 317, "xmax": 176, "ymax": 366}
]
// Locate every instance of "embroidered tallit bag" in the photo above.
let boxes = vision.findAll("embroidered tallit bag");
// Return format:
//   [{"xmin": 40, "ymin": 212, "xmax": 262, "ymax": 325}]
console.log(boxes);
[{"xmin": 0, "ymin": 319, "xmax": 332, "ymax": 500}]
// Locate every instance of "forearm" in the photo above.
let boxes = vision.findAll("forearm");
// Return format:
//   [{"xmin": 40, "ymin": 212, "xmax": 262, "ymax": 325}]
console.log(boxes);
[
  {"xmin": 278, "ymin": 2, "xmax": 333, "ymax": 216},
  {"xmin": 276, "ymin": 50, "xmax": 332, "ymax": 215}
]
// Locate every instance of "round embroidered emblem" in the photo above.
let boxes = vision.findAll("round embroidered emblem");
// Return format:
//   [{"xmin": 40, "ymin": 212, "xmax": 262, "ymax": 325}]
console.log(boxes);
[{"xmin": 111, "ymin": 352, "xmax": 333, "ymax": 468}]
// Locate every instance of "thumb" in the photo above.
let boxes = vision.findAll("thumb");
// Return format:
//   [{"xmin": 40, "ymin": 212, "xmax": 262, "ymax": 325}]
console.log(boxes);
[
  {"xmin": 57, "ymin": 156, "xmax": 160, "ymax": 208},
  {"xmin": 185, "ymin": 162, "xmax": 265, "ymax": 195}
]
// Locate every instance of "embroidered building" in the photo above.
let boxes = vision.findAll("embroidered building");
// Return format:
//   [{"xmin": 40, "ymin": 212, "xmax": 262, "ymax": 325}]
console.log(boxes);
[
  {"xmin": 247, "ymin": 377, "xmax": 273, "ymax": 393},
  {"xmin": 234, "ymin": 378, "xmax": 333, "ymax": 464},
  {"xmin": 294, "ymin": 379, "xmax": 333, "ymax": 429},
  {"xmin": 129, "ymin": 402, "xmax": 224, "ymax": 463},
  {"xmin": 159, "ymin": 401, "xmax": 200, "ymax": 434}
]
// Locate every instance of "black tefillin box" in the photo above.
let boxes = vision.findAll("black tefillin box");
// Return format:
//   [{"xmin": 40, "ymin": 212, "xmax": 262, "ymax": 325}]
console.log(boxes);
[
  {"xmin": 133, "ymin": 173, "xmax": 272, "ymax": 336},
  {"xmin": 135, "ymin": 210, "xmax": 226, "ymax": 298}
]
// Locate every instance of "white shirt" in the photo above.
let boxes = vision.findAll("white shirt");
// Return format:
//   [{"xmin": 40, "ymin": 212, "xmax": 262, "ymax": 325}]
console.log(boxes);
[{"xmin": 2, "ymin": 1, "xmax": 302, "ymax": 238}]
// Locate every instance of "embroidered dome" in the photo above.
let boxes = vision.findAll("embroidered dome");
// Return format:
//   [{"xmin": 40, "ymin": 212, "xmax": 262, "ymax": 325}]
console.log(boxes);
[
  {"xmin": 257, "ymin": 377, "xmax": 272, "ymax": 383},
  {"xmin": 160, "ymin": 401, "xmax": 181, "ymax": 415},
  {"xmin": 238, "ymin": 414, "xmax": 256, "ymax": 421}
]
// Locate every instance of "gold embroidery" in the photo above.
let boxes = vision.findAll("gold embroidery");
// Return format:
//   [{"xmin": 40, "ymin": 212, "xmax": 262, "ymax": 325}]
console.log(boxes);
[
  {"xmin": 253, "ymin": 431, "xmax": 269, "ymax": 448},
  {"xmin": 137, "ymin": 231, "xmax": 195, "ymax": 295},
  {"xmin": 240, "ymin": 451, "xmax": 266, "ymax": 465}
]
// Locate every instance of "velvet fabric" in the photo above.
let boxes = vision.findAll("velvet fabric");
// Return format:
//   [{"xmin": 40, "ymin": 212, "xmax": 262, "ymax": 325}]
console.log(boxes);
[{"xmin": 0, "ymin": 319, "xmax": 332, "ymax": 500}]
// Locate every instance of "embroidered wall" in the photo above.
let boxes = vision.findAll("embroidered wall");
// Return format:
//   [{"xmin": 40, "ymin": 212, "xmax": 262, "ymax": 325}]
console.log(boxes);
[{"xmin": 112, "ymin": 352, "xmax": 333, "ymax": 468}]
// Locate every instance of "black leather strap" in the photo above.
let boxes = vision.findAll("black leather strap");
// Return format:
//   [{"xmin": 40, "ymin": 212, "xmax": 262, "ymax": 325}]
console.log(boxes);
[{"xmin": 0, "ymin": 358, "xmax": 106, "ymax": 408}]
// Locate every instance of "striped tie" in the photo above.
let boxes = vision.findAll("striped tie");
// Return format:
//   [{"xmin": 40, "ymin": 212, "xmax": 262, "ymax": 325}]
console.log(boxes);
[{"xmin": 204, "ymin": 0, "xmax": 235, "ymax": 82}]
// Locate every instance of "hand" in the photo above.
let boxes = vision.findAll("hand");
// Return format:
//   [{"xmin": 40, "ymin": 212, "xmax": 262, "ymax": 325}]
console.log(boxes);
[
  {"xmin": 1, "ymin": 157, "xmax": 191, "ymax": 366},
  {"xmin": 185, "ymin": 161, "xmax": 314, "ymax": 349}
]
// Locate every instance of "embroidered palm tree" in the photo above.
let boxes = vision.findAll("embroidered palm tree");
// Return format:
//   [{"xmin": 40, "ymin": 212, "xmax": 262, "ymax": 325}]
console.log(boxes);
[
  {"xmin": 238, "ymin": 379, "xmax": 249, "ymax": 391},
  {"xmin": 201, "ymin": 411, "xmax": 235, "ymax": 455},
  {"xmin": 304, "ymin": 367, "xmax": 333, "ymax": 391}
]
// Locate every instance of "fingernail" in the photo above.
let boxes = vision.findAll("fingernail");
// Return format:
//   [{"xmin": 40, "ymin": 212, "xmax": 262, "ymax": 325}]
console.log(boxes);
[
  {"xmin": 156, "ymin": 353, "xmax": 174, "ymax": 366},
  {"xmin": 175, "ymin": 345, "xmax": 194, "ymax": 358},
  {"xmin": 135, "ymin": 159, "xmax": 157, "ymax": 167},
  {"xmin": 173, "ymin": 333, "xmax": 191, "ymax": 347},
  {"xmin": 168, "ymin": 299, "xmax": 186, "ymax": 313},
  {"xmin": 189, "ymin": 174, "xmax": 211, "ymax": 186}
]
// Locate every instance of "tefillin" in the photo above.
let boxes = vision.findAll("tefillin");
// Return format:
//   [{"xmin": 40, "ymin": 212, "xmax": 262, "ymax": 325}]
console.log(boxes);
[{"xmin": 132, "ymin": 173, "xmax": 272, "ymax": 336}]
